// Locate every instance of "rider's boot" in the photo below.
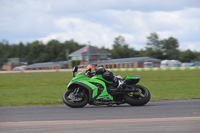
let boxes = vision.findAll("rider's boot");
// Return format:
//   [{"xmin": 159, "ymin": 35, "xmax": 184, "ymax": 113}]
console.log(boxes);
[{"xmin": 116, "ymin": 79, "xmax": 124, "ymax": 91}]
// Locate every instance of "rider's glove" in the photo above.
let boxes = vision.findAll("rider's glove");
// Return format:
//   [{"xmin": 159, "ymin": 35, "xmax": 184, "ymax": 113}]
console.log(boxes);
[{"xmin": 86, "ymin": 71, "xmax": 91, "ymax": 76}]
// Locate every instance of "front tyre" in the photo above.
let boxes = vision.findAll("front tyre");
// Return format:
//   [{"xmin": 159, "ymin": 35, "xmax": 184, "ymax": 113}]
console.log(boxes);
[
  {"xmin": 124, "ymin": 85, "xmax": 151, "ymax": 106},
  {"xmin": 63, "ymin": 89, "xmax": 88, "ymax": 108}
]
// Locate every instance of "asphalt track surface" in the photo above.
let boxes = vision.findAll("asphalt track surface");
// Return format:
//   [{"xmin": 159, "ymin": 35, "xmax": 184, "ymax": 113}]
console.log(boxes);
[{"xmin": 0, "ymin": 99, "xmax": 200, "ymax": 133}]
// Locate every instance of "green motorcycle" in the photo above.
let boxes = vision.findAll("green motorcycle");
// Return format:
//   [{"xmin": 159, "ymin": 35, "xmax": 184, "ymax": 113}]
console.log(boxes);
[{"xmin": 63, "ymin": 66, "xmax": 151, "ymax": 108}]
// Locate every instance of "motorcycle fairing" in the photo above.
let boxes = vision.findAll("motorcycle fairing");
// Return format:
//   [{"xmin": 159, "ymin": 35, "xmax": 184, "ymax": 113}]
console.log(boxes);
[
  {"xmin": 123, "ymin": 75, "xmax": 141, "ymax": 85},
  {"xmin": 67, "ymin": 74, "xmax": 113, "ymax": 103},
  {"xmin": 124, "ymin": 75, "xmax": 141, "ymax": 80}
]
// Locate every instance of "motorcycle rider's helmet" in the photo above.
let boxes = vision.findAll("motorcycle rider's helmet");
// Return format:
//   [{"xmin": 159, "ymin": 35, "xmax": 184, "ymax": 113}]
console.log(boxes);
[{"xmin": 86, "ymin": 64, "xmax": 98, "ymax": 72}]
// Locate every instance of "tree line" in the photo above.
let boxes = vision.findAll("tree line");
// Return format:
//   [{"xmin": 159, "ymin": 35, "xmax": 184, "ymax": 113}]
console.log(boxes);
[
  {"xmin": 103, "ymin": 33, "xmax": 200, "ymax": 62},
  {"xmin": 0, "ymin": 32, "xmax": 200, "ymax": 67},
  {"xmin": 0, "ymin": 40, "xmax": 84, "ymax": 67}
]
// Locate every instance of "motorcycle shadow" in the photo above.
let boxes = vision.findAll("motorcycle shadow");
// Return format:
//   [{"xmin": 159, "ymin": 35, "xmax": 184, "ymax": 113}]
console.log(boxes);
[{"xmin": 83, "ymin": 104, "xmax": 150, "ymax": 108}]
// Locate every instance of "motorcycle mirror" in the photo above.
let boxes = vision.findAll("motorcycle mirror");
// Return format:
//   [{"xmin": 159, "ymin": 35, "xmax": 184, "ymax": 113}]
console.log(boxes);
[
  {"xmin": 73, "ymin": 66, "xmax": 78, "ymax": 73},
  {"xmin": 73, "ymin": 66, "xmax": 78, "ymax": 77}
]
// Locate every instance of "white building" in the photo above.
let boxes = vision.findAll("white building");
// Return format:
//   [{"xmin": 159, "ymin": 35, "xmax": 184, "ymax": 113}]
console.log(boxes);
[{"xmin": 160, "ymin": 60, "xmax": 181, "ymax": 67}]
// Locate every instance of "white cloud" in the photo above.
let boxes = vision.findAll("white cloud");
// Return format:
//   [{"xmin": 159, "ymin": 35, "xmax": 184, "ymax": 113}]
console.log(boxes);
[
  {"xmin": 0, "ymin": 0, "xmax": 200, "ymax": 51},
  {"xmin": 181, "ymin": 42, "xmax": 200, "ymax": 51},
  {"xmin": 39, "ymin": 18, "xmax": 127, "ymax": 48},
  {"xmin": 38, "ymin": 7, "xmax": 200, "ymax": 51}
]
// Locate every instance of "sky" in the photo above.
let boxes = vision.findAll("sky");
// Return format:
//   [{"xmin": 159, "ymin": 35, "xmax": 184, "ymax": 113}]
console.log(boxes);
[{"xmin": 0, "ymin": 0, "xmax": 200, "ymax": 51}]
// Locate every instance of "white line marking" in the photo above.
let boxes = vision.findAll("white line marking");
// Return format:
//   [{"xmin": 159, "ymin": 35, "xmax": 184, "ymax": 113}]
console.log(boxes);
[{"xmin": 1, "ymin": 117, "xmax": 200, "ymax": 127}]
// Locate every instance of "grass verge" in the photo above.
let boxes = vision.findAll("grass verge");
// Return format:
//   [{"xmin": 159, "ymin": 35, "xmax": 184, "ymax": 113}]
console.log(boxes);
[{"xmin": 0, "ymin": 70, "xmax": 200, "ymax": 107}]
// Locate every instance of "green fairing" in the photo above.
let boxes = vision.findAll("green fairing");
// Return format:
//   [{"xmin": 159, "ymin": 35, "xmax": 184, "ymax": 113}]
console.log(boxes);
[
  {"xmin": 92, "ymin": 74, "xmax": 113, "ymax": 84},
  {"xmin": 89, "ymin": 77, "xmax": 113, "ymax": 100},
  {"xmin": 67, "ymin": 75, "xmax": 90, "ymax": 88},
  {"xmin": 67, "ymin": 74, "xmax": 113, "ymax": 100},
  {"xmin": 79, "ymin": 80, "xmax": 98, "ymax": 98},
  {"xmin": 124, "ymin": 75, "xmax": 140, "ymax": 80}
]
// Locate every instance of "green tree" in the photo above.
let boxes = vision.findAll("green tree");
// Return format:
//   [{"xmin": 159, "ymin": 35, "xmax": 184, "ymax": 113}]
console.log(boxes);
[
  {"xmin": 63, "ymin": 40, "xmax": 85, "ymax": 53},
  {"xmin": 142, "ymin": 47, "xmax": 165, "ymax": 59},
  {"xmin": 26, "ymin": 41, "xmax": 45, "ymax": 64},
  {"xmin": 161, "ymin": 37, "xmax": 179, "ymax": 51},
  {"xmin": 100, "ymin": 46, "xmax": 111, "ymax": 53},
  {"xmin": 145, "ymin": 33, "xmax": 180, "ymax": 60},
  {"xmin": 146, "ymin": 32, "xmax": 162, "ymax": 50},
  {"xmin": 161, "ymin": 37, "xmax": 180, "ymax": 60},
  {"xmin": 111, "ymin": 35, "xmax": 137, "ymax": 59},
  {"xmin": 179, "ymin": 50, "xmax": 198, "ymax": 62},
  {"xmin": 0, "ymin": 42, "xmax": 9, "ymax": 67}
]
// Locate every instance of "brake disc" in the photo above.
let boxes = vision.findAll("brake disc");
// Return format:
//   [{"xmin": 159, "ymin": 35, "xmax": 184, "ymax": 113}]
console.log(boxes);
[{"xmin": 69, "ymin": 92, "xmax": 83, "ymax": 102}]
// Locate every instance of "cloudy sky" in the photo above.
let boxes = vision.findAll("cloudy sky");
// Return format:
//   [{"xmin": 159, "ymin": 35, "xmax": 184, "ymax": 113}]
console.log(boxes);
[{"xmin": 0, "ymin": 0, "xmax": 200, "ymax": 51}]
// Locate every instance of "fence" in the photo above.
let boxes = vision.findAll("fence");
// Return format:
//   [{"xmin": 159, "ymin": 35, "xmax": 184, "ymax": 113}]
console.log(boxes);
[
  {"xmin": 0, "ymin": 67, "xmax": 200, "ymax": 74},
  {"xmin": 108, "ymin": 66, "xmax": 200, "ymax": 72}
]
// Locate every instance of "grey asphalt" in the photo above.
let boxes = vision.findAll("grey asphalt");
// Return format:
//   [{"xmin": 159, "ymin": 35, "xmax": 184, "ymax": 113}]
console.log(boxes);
[{"xmin": 0, "ymin": 99, "xmax": 200, "ymax": 133}]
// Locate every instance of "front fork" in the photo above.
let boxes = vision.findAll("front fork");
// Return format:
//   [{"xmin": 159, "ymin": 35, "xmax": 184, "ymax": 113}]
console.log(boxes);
[
  {"xmin": 74, "ymin": 87, "xmax": 80, "ymax": 96},
  {"xmin": 73, "ymin": 87, "xmax": 85, "ymax": 98}
]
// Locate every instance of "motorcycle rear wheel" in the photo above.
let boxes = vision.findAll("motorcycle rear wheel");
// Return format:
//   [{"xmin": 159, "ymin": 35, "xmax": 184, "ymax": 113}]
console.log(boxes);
[
  {"xmin": 63, "ymin": 89, "xmax": 88, "ymax": 108},
  {"xmin": 124, "ymin": 85, "xmax": 151, "ymax": 106}
]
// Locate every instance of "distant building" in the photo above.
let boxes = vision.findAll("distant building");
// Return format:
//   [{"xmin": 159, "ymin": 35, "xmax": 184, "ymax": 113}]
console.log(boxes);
[
  {"xmin": 12, "ymin": 46, "xmax": 161, "ymax": 70},
  {"xmin": 89, "ymin": 57, "xmax": 161, "ymax": 68},
  {"xmin": 25, "ymin": 61, "xmax": 69, "ymax": 70},
  {"xmin": 70, "ymin": 46, "xmax": 160, "ymax": 68},
  {"xmin": 69, "ymin": 45, "xmax": 111, "ymax": 65},
  {"xmin": 2, "ymin": 58, "xmax": 20, "ymax": 71}
]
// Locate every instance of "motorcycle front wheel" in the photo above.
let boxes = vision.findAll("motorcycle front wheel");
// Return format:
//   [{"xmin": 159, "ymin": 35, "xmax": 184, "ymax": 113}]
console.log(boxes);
[
  {"xmin": 124, "ymin": 85, "xmax": 151, "ymax": 106},
  {"xmin": 63, "ymin": 89, "xmax": 88, "ymax": 108}
]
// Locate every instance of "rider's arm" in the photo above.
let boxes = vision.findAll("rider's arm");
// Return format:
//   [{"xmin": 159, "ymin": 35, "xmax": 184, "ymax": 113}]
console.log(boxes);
[{"xmin": 85, "ymin": 71, "xmax": 96, "ymax": 77}]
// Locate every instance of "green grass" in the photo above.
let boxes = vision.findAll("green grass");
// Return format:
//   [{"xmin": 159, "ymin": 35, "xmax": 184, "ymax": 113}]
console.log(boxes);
[{"xmin": 0, "ymin": 70, "xmax": 200, "ymax": 107}]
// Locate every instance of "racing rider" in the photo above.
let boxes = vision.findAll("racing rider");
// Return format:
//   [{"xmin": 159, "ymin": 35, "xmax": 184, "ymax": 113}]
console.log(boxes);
[{"xmin": 85, "ymin": 64, "xmax": 124, "ymax": 90}]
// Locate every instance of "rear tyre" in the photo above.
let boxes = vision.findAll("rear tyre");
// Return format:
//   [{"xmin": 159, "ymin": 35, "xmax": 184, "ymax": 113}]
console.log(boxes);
[
  {"xmin": 63, "ymin": 89, "xmax": 88, "ymax": 108},
  {"xmin": 124, "ymin": 85, "xmax": 151, "ymax": 106}
]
